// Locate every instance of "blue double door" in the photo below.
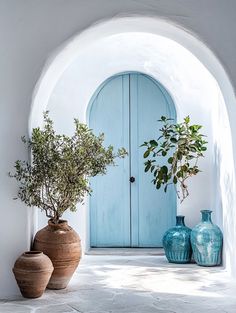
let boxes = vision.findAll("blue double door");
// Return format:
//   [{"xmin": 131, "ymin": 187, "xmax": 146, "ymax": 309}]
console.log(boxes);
[{"xmin": 89, "ymin": 73, "xmax": 176, "ymax": 247}]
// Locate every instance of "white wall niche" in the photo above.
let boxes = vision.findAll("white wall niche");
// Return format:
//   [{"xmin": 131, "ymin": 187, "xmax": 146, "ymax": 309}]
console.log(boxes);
[{"xmin": 30, "ymin": 16, "xmax": 236, "ymax": 277}]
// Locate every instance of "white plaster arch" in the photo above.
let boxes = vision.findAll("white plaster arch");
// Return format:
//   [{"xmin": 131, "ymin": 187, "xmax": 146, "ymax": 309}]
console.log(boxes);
[
  {"xmin": 30, "ymin": 16, "xmax": 236, "ymax": 277},
  {"xmin": 29, "ymin": 16, "xmax": 236, "ymax": 133}
]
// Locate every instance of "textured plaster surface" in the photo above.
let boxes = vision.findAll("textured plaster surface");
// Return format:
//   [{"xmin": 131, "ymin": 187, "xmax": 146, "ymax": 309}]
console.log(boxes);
[
  {"xmin": 2, "ymin": 0, "xmax": 236, "ymax": 297},
  {"xmin": 43, "ymin": 30, "xmax": 222, "ymax": 243},
  {"xmin": 1, "ymin": 255, "xmax": 236, "ymax": 313}
]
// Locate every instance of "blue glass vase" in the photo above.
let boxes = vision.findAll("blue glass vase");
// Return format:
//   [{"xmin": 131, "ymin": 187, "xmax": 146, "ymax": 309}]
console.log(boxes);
[
  {"xmin": 163, "ymin": 216, "xmax": 192, "ymax": 264},
  {"xmin": 191, "ymin": 210, "xmax": 223, "ymax": 266}
]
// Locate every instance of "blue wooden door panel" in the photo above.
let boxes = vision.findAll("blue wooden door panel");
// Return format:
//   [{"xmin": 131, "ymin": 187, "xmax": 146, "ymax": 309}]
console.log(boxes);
[
  {"xmin": 89, "ymin": 72, "xmax": 176, "ymax": 247},
  {"xmin": 130, "ymin": 73, "xmax": 176, "ymax": 247},
  {"xmin": 89, "ymin": 74, "xmax": 130, "ymax": 247}
]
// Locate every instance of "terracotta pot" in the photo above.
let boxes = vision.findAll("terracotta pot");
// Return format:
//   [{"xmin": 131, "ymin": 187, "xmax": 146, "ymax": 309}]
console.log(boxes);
[
  {"xmin": 33, "ymin": 220, "xmax": 82, "ymax": 289},
  {"xmin": 12, "ymin": 251, "xmax": 53, "ymax": 298}
]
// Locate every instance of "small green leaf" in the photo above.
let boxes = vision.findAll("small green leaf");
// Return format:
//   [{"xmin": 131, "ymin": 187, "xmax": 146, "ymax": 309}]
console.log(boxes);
[
  {"xmin": 145, "ymin": 161, "xmax": 152, "ymax": 172},
  {"xmin": 161, "ymin": 165, "xmax": 168, "ymax": 174},
  {"xmin": 190, "ymin": 146, "xmax": 197, "ymax": 152},
  {"xmin": 150, "ymin": 140, "xmax": 158, "ymax": 147},
  {"xmin": 186, "ymin": 155, "xmax": 195, "ymax": 160},
  {"xmin": 158, "ymin": 171, "xmax": 163, "ymax": 180},
  {"xmin": 161, "ymin": 116, "xmax": 167, "ymax": 121},
  {"xmin": 143, "ymin": 150, "xmax": 150, "ymax": 158},
  {"xmin": 177, "ymin": 152, "xmax": 182, "ymax": 160},
  {"xmin": 170, "ymin": 137, "xmax": 177, "ymax": 143},
  {"xmin": 163, "ymin": 174, "xmax": 168, "ymax": 183},
  {"xmin": 184, "ymin": 116, "xmax": 190, "ymax": 124},
  {"xmin": 178, "ymin": 139, "xmax": 186, "ymax": 145},
  {"xmin": 140, "ymin": 143, "xmax": 147, "ymax": 147},
  {"xmin": 156, "ymin": 181, "xmax": 161, "ymax": 189},
  {"xmin": 177, "ymin": 171, "xmax": 183, "ymax": 178}
]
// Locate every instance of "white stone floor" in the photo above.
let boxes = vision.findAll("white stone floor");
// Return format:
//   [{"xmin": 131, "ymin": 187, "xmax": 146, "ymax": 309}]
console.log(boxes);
[{"xmin": 1, "ymin": 255, "xmax": 236, "ymax": 313}]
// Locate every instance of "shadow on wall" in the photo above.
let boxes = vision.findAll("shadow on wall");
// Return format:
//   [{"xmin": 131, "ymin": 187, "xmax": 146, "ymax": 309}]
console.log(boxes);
[{"xmin": 212, "ymin": 88, "xmax": 236, "ymax": 274}]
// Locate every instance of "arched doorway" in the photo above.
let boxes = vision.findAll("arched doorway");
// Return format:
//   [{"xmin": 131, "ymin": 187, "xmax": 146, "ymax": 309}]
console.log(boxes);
[
  {"xmin": 89, "ymin": 72, "xmax": 176, "ymax": 247},
  {"xmin": 29, "ymin": 16, "xmax": 236, "ymax": 276}
]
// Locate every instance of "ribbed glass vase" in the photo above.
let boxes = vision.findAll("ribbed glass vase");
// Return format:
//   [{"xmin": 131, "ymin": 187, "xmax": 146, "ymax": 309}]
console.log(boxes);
[
  {"xmin": 163, "ymin": 216, "xmax": 192, "ymax": 264},
  {"xmin": 191, "ymin": 210, "xmax": 223, "ymax": 266}
]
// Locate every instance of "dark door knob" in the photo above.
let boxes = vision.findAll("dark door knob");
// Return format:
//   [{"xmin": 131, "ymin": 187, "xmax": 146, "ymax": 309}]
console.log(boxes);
[{"xmin": 130, "ymin": 176, "xmax": 135, "ymax": 183}]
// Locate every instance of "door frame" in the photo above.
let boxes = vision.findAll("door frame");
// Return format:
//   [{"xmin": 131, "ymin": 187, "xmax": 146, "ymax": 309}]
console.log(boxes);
[{"xmin": 86, "ymin": 71, "xmax": 177, "ymax": 249}]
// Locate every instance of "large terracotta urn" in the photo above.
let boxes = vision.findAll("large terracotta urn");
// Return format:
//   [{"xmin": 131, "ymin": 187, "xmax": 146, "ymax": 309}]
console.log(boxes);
[
  {"xmin": 33, "ymin": 220, "xmax": 82, "ymax": 289},
  {"xmin": 13, "ymin": 251, "xmax": 53, "ymax": 298}
]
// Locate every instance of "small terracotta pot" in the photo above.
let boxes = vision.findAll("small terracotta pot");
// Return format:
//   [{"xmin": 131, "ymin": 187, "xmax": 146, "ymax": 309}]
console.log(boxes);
[
  {"xmin": 33, "ymin": 220, "xmax": 82, "ymax": 289},
  {"xmin": 12, "ymin": 251, "xmax": 53, "ymax": 298}
]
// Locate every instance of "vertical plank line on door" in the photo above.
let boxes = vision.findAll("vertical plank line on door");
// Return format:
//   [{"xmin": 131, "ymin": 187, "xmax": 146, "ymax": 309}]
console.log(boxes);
[{"xmin": 128, "ymin": 74, "xmax": 132, "ymax": 247}]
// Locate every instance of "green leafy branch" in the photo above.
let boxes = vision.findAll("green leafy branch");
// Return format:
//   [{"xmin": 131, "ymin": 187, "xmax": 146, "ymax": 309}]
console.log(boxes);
[{"xmin": 141, "ymin": 116, "xmax": 207, "ymax": 203}]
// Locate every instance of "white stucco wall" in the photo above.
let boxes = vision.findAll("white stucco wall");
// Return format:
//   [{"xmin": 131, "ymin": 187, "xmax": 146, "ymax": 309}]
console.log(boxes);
[
  {"xmin": 1, "ymin": 1, "xmax": 236, "ymax": 298},
  {"xmin": 32, "ymin": 17, "xmax": 236, "ymax": 277},
  {"xmin": 41, "ymin": 32, "xmax": 222, "ymax": 251}
]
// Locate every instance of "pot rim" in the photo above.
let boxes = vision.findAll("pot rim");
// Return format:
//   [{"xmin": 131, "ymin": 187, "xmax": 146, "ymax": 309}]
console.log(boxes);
[
  {"xmin": 23, "ymin": 251, "xmax": 43, "ymax": 257},
  {"xmin": 200, "ymin": 209, "xmax": 213, "ymax": 213},
  {"xmin": 48, "ymin": 219, "xmax": 68, "ymax": 225}
]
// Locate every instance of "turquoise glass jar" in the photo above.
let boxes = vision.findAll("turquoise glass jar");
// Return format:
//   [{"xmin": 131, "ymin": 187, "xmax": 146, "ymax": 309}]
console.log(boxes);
[
  {"xmin": 163, "ymin": 216, "xmax": 192, "ymax": 264},
  {"xmin": 191, "ymin": 210, "xmax": 223, "ymax": 266}
]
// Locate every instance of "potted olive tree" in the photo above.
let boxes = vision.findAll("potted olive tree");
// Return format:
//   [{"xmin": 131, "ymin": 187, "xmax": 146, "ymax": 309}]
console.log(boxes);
[
  {"xmin": 11, "ymin": 112, "xmax": 127, "ymax": 289},
  {"xmin": 141, "ymin": 116, "xmax": 207, "ymax": 264}
]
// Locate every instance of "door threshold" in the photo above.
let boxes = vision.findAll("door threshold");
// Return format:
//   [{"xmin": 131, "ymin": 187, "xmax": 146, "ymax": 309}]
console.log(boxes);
[{"xmin": 86, "ymin": 248, "xmax": 164, "ymax": 256}]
